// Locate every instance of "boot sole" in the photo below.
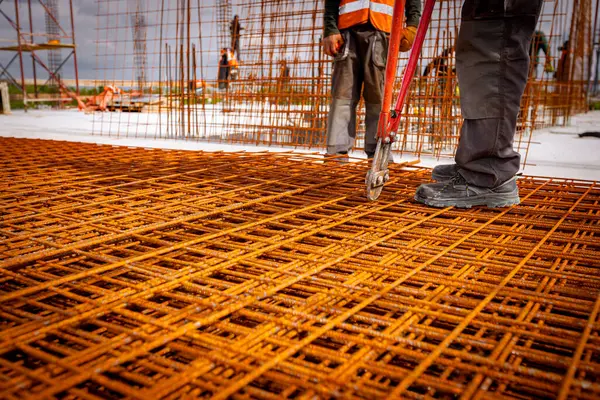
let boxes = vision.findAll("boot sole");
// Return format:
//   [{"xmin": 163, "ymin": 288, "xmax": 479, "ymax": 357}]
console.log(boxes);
[{"xmin": 414, "ymin": 191, "xmax": 520, "ymax": 208}]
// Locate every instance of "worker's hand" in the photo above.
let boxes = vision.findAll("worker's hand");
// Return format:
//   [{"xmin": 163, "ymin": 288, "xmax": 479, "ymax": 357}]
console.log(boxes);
[
  {"xmin": 544, "ymin": 58, "xmax": 555, "ymax": 73},
  {"xmin": 323, "ymin": 34, "xmax": 344, "ymax": 57},
  {"xmin": 399, "ymin": 26, "xmax": 418, "ymax": 52}
]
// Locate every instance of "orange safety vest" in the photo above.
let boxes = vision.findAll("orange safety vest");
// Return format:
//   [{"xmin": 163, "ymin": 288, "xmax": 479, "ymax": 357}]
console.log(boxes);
[{"xmin": 338, "ymin": 0, "xmax": 395, "ymax": 33}]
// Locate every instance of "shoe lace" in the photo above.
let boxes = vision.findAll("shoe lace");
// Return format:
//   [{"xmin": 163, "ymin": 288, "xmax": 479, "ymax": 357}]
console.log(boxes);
[
  {"xmin": 450, "ymin": 173, "xmax": 471, "ymax": 197},
  {"xmin": 450, "ymin": 173, "xmax": 467, "ymax": 185},
  {"xmin": 432, "ymin": 173, "xmax": 468, "ymax": 199}
]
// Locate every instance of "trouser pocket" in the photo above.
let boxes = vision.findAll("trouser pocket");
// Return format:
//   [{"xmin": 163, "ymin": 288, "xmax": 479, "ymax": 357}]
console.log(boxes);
[
  {"xmin": 334, "ymin": 31, "xmax": 350, "ymax": 62},
  {"xmin": 371, "ymin": 33, "xmax": 388, "ymax": 68}
]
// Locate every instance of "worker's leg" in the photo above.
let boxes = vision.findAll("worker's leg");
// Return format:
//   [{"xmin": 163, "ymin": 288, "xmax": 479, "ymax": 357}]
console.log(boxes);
[
  {"xmin": 360, "ymin": 28, "xmax": 388, "ymax": 157},
  {"xmin": 218, "ymin": 66, "xmax": 227, "ymax": 90},
  {"xmin": 326, "ymin": 29, "xmax": 362, "ymax": 155},
  {"xmin": 415, "ymin": 0, "xmax": 543, "ymax": 207},
  {"xmin": 235, "ymin": 39, "xmax": 241, "ymax": 61},
  {"xmin": 454, "ymin": 0, "xmax": 543, "ymax": 188}
]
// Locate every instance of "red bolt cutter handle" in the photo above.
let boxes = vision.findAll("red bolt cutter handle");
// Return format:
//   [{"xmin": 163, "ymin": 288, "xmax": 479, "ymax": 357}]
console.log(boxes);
[
  {"xmin": 366, "ymin": 0, "xmax": 435, "ymax": 201},
  {"xmin": 377, "ymin": 0, "xmax": 436, "ymax": 141}
]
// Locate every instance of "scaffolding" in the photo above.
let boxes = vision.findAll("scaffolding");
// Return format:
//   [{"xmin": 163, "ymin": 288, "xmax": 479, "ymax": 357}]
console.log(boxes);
[
  {"xmin": 0, "ymin": 0, "xmax": 79, "ymax": 110},
  {"xmin": 217, "ymin": 0, "xmax": 233, "ymax": 51},
  {"xmin": 44, "ymin": 0, "xmax": 62, "ymax": 87}
]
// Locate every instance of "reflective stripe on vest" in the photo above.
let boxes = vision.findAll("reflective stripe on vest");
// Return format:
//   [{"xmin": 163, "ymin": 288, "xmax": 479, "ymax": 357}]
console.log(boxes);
[{"xmin": 338, "ymin": 0, "xmax": 394, "ymax": 33}]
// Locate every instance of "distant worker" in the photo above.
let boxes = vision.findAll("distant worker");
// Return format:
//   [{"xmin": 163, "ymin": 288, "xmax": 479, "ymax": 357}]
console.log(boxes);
[
  {"xmin": 279, "ymin": 60, "xmax": 290, "ymax": 80},
  {"xmin": 555, "ymin": 40, "xmax": 570, "ymax": 82},
  {"xmin": 230, "ymin": 15, "xmax": 244, "ymax": 61},
  {"xmin": 228, "ymin": 49, "xmax": 239, "ymax": 81},
  {"xmin": 423, "ymin": 47, "xmax": 454, "ymax": 78},
  {"xmin": 323, "ymin": 0, "xmax": 422, "ymax": 159},
  {"xmin": 422, "ymin": 46, "xmax": 456, "ymax": 146},
  {"xmin": 277, "ymin": 59, "xmax": 292, "ymax": 101},
  {"xmin": 422, "ymin": 46, "xmax": 456, "ymax": 95},
  {"xmin": 279, "ymin": 59, "xmax": 291, "ymax": 88},
  {"xmin": 530, "ymin": 30, "xmax": 554, "ymax": 77},
  {"xmin": 218, "ymin": 48, "xmax": 230, "ymax": 89}
]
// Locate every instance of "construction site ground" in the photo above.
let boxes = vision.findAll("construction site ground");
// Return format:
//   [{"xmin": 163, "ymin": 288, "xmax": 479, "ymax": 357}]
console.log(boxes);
[
  {"xmin": 2, "ymin": 109, "xmax": 600, "ymax": 180},
  {"xmin": 0, "ymin": 112, "xmax": 599, "ymax": 398}
]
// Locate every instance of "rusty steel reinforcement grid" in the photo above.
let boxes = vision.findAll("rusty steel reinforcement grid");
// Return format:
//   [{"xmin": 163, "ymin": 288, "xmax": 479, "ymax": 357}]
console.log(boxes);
[
  {"xmin": 92, "ymin": 0, "xmax": 596, "ymax": 162},
  {"xmin": 1, "ymin": 137, "xmax": 600, "ymax": 399}
]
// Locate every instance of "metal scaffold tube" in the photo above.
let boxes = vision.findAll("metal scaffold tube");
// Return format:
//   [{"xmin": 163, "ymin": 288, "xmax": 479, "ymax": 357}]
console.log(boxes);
[{"xmin": 0, "ymin": 0, "xmax": 80, "ymax": 109}]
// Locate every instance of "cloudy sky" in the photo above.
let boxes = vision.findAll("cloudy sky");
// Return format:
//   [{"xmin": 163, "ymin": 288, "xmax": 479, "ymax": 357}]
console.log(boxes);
[
  {"xmin": 1, "ymin": 0, "xmax": 324, "ymax": 85},
  {"xmin": 1, "ymin": 0, "xmax": 228, "ymax": 83}
]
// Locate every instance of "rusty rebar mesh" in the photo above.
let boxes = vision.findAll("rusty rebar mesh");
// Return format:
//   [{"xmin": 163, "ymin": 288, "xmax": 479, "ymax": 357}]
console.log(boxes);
[
  {"xmin": 1, "ymin": 137, "xmax": 600, "ymax": 399},
  {"xmin": 90, "ymin": 0, "xmax": 596, "ymax": 162}
]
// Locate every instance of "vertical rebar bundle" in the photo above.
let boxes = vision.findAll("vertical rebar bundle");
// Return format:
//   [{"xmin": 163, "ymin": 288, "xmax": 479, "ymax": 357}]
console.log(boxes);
[
  {"xmin": 217, "ymin": 0, "xmax": 233, "ymax": 51},
  {"xmin": 130, "ymin": 0, "xmax": 148, "ymax": 92},
  {"xmin": 92, "ymin": 0, "xmax": 597, "ymax": 160},
  {"xmin": 44, "ymin": 0, "xmax": 61, "ymax": 87}
]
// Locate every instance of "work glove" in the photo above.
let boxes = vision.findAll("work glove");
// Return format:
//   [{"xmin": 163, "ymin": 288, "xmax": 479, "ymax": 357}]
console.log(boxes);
[
  {"xmin": 544, "ymin": 58, "xmax": 555, "ymax": 73},
  {"xmin": 323, "ymin": 34, "xmax": 344, "ymax": 57},
  {"xmin": 399, "ymin": 26, "xmax": 417, "ymax": 52}
]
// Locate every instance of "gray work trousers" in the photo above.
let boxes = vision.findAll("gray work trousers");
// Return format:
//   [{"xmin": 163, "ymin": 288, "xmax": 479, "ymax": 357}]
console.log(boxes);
[
  {"xmin": 456, "ymin": 0, "xmax": 543, "ymax": 187},
  {"xmin": 326, "ymin": 25, "xmax": 388, "ymax": 155}
]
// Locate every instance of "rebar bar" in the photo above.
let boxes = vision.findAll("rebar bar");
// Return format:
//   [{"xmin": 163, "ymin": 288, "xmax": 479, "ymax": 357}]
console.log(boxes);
[
  {"xmin": 1, "ymin": 137, "xmax": 599, "ymax": 399},
  {"xmin": 90, "ymin": 0, "xmax": 596, "ymax": 162}
]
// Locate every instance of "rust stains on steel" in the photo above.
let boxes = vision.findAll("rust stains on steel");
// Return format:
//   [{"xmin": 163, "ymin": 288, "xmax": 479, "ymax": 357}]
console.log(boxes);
[{"xmin": 1, "ymin": 137, "xmax": 599, "ymax": 398}]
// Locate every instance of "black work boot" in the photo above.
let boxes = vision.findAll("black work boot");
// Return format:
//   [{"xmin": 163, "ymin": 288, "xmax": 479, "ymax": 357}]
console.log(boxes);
[
  {"xmin": 414, "ymin": 174, "xmax": 520, "ymax": 208},
  {"xmin": 431, "ymin": 164, "xmax": 458, "ymax": 181}
]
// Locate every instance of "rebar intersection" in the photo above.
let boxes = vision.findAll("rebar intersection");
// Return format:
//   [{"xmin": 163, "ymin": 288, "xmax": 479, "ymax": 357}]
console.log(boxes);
[{"xmin": 1, "ymin": 138, "xmax": 599, "ymax": 399}]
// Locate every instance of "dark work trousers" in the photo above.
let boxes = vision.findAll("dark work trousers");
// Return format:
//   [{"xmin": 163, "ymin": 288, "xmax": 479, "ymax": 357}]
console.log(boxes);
[
  {"xmin": 218, "ymin": 62, "xmax": 230, "ymax": 90},
  {"xmin": 455, "ymin": 0, "xmax": 543, "ymax": 187},
  {"xmin": 326, "ymin": 25, "xmax": 388, "ymax": 155}
]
